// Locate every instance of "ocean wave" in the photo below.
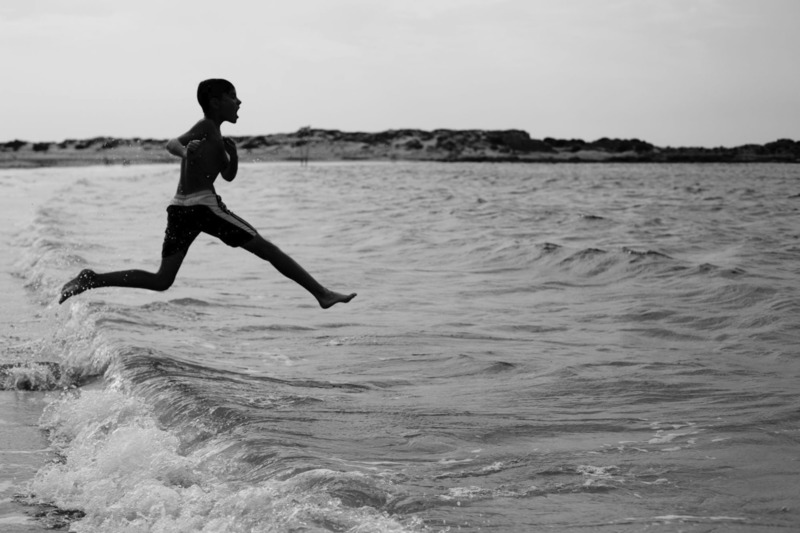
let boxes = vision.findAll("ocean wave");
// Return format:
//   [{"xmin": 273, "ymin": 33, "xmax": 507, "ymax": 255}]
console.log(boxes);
[
  {"xmin": 5, "ymin": 162, "xmax": 800, "ymax": 531},
  {"xmin": 26, "ymin": 384, "xmax": 420, "ymax": 533},
  {"xmin": 0, "ymin": 361, "xmax": 97, "ymax": 391}
]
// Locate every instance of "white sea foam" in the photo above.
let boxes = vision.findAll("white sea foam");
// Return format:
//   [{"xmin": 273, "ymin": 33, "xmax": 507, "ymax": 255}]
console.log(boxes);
[{"xmin": 30, "ymin": 384, "xmax": 419, "ymax": 532}]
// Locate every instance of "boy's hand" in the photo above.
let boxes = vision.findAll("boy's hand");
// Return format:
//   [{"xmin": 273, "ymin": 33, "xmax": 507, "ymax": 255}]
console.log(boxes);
[
  {"xmin": 186, "ymin": 139, "xmax": 204, "ymax": 159},
  {"xmin": 223, "ymin": 137, "xmax": 238, "ymax": 158}
]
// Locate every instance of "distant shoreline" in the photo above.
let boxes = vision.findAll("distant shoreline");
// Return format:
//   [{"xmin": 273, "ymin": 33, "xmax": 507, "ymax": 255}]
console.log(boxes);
[{"xmin": 2, "ymin": 128, "xmax": 798, "ymax": 168}]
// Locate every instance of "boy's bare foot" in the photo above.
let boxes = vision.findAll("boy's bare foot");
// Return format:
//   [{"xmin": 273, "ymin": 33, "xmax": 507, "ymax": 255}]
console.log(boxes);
[
  {"xmin": 59, "ymin": 269, "xmax": 98, "ymax": 304},
  {"xmin": 318, "ymin": 289, "xmax": 357, "ymax": 309}
]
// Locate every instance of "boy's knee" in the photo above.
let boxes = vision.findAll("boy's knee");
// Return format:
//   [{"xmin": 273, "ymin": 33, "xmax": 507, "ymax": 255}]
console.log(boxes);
[
  {"xmin": 243, "ymin": 236, "xmax": 281, "ymax": 258},
  {"xmin": 261, "ymin": 239, "xmax": 281, "ymax": 255},
  {"xmin": 153, "ymin": 273, "xmax": 176, "ymax": 292}
]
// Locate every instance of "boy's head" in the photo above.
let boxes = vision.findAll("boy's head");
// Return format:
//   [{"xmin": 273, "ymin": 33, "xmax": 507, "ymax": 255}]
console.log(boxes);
[{"xmin": 197, "ymin": 79, "xmax": 235, "ymax": 113}]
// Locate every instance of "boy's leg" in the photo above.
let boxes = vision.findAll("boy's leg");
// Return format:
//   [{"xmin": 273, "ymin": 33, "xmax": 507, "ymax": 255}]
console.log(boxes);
[
  {"xmin": 240, "ymin": 235, "xmax": 355, "ymax": 309},
  {"xmin": 58, "ymin": 250, "xmax": 188, "ymax": 304}
]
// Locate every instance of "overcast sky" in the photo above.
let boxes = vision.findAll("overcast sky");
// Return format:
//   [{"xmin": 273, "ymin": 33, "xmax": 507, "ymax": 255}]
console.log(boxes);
[{"xmin": 1, "ymin": 0, "xmax": 797, "ymax": 147}]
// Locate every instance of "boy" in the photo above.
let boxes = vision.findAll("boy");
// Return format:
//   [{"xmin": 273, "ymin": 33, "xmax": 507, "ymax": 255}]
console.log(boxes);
[{"xmin": 59, "ymin": 79, "xmax": 356, "ymax": 309}]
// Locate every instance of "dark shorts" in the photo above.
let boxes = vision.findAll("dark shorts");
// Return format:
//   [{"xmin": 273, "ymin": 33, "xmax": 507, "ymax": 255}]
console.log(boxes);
[{"xmin": 161, "ymin": 195, "xmax": 258, "ymax": 257}]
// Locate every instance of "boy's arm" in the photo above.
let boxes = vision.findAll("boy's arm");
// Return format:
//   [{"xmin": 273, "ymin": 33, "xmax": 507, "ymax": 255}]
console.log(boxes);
[
  {"xmin": 221, "ymin": 137, "xmax": 238, "ymax": 182},
  {"xmin": 165, "ymin": 121, "xmax": 209, "ymax": 159},
  {"xmin": 166, "ymin": 137, "xmax": 190, "ymax": 159}
]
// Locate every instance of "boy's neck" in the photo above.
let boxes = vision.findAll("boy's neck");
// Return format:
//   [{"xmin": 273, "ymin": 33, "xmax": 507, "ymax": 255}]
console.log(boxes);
[{"xmin": 203, "ymin": 114, "xmax": 224, "ymax": 130}]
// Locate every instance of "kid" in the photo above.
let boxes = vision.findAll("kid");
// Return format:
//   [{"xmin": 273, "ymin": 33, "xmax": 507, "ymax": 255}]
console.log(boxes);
[{"xmin": 59, "ymin": 79, "xmax": 356, "ymax": 309}]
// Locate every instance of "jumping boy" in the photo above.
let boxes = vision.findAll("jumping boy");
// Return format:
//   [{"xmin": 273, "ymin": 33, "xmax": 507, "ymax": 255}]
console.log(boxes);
[{"xmin": 59, "ymin": 79, "xmax": 356, "ymax": 309}]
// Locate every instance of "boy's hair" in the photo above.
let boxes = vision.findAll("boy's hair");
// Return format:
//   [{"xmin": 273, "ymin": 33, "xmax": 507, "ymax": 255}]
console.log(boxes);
[{"xmin": 197, "ymin": 79, "xmax": 235, "ymax": 112}]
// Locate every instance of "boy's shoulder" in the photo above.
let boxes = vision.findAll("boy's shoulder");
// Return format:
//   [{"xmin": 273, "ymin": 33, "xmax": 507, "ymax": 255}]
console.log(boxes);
[
  {"xmin": 193, "ymin": 117, "xmax": 217, "ymax": 133},
  {"xmin": 181, "ymin": 118, "xmax": 219, "ymax": 141}
]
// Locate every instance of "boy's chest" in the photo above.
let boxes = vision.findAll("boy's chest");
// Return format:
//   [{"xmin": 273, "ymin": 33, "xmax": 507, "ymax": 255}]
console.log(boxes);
[{"xmin": 202, "ymin": 135, "xmax": 229, "ymax": 167}]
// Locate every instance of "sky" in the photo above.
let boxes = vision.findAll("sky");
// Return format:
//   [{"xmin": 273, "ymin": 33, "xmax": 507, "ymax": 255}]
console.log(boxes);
[{"xmin": 1, "ymin": 0, "xmax": 798, "ymax": 147}]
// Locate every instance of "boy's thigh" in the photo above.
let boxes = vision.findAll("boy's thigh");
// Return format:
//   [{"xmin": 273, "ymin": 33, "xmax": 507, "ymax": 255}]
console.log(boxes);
[
  {"xmin": 199, "ymin": 205, "xmax": 258, "ymax": 248},
  {"xmin": 162, "ymin": 206, "xmax": 203, "ymax": 257}
]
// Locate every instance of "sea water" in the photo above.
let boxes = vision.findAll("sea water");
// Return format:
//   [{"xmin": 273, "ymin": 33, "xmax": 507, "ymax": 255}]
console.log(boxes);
[{"xmin": 0, "ymin": 161, "xmax": 798, "ymax": 532}]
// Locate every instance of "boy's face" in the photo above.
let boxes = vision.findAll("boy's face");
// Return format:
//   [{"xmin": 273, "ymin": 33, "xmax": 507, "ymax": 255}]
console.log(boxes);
[{"xmin": 213, "ymin": 89, "xmax": 241, "ymax": 124}]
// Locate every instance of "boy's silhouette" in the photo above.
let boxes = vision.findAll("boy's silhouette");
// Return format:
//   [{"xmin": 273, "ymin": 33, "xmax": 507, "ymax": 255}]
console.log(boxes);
[{"xmin": 59, "ymin": 79, "xmax": 355, "ymax": 309}]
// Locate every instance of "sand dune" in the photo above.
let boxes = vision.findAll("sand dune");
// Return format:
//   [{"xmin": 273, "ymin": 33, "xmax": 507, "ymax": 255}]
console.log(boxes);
[{"xmin": 2, "ymin": 129, "xmax": 798, "ymax": 168}]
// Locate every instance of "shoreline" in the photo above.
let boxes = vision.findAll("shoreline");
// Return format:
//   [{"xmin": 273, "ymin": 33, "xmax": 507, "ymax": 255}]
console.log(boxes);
[
  {"xmin": 2, "ymin": 129, "xmax": 798, "ymax": 168},
  {"xmin": 0, "ymin": 170, "xmax": 71, "ymax": 532},
  {"xmin": 0, "ymin": 391, "xmax": 54, "ymax": 533}
]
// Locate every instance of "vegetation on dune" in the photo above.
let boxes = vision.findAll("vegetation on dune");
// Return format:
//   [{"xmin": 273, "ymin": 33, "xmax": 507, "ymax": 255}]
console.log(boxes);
[{"xmin": 2, "ymin": 130, "xmax": 799, "ymax": 166}]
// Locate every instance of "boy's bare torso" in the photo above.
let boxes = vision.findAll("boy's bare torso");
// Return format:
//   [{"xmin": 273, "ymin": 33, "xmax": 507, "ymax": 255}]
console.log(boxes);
[{"xmin": 177, "ymin": 119, "xmax": 230, "ymax": 196}]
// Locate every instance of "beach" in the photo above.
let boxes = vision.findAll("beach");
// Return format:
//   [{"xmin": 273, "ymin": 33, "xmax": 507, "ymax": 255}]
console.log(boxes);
[
  {"xmin": 0, "ymin": 173, "xmax": 62, "ymax": 532},
  {"xmin": 1, "ymin": 161, "xmax": 799, "ymax": 531}
]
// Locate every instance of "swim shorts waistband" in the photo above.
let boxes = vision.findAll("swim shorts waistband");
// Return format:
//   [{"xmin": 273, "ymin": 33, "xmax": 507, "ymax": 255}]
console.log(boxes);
[{"xmin": 169, "ymin": 191, "xmax": 219, "ymax": 207}]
